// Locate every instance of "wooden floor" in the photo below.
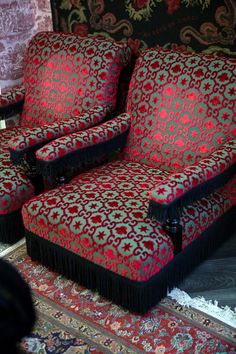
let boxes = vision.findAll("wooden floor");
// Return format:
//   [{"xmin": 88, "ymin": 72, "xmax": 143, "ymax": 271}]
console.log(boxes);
[{"xmin": 178, "ymin": 230, "xmax": 236, "ymax": 309}]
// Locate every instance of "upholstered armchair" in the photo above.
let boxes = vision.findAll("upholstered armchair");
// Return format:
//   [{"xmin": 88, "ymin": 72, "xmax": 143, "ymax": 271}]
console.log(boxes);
[
  {"xmin": 23, "ymin": 48, "xmax": 236, "ymax": 314},
  {"xmin": 0, "ymin": 86, "xmax": 25, "ymax": 124},
  {"xmin": 0, "ymin": 31, "xmax": 131, "ymax": 243}
]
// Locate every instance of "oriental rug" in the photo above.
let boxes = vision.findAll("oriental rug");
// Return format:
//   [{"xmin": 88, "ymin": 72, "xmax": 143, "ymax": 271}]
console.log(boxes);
[{"xmin": 5, "ymin": 243, "xmax": 236, "ymax": 353}]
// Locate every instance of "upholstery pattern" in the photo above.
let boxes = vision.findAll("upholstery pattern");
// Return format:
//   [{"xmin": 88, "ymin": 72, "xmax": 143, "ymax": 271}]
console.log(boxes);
[
  {"xmin": 36, "ymin": 113, "xmax": 131, "ymax": 161},
  {"xmin": 22, "ymin": 159, "xmax": 232, "ymax": 281},
  {"xmin": 8, "ymin": 106, "xmax": 111, "ymax": 155},
  {"xmin": 0, "ymin": 31, "xmax": 132, "ymax": 243},
  {"xmin": 123, "ymin": 48, "xmax": 236, "ymax": 171},
  {"xmin": 20, "ymin": 32, "xmax": 131, "ymax": 128},
  {"xmin": 0, "ymin": 129, "xmax": 34, "ymax": 214},
  {"xmin": 150, "ymin": 140, "xmax": 236, "ymax": 205},
  {"xmin": 0, "ymin": 85, "xmax": 25, "ymax": 110}
]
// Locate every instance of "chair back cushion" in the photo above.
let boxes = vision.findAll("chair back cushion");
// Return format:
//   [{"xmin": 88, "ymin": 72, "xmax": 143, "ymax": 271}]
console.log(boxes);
[
  {"xmin": 20, "ymin": 32, "xmax": 131, "ymax": 128},
  {"xmin": 123, "ymin": 48, "xmax": 236, "ymax": 171}
]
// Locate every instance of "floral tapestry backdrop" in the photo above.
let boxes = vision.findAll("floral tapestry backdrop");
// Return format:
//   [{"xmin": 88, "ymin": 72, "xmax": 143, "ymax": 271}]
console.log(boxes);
[
  {"xmin": 0, "ymin": 0, "xmax": 52, "ymax": 92},
  {"xmin": 50, "ymin": 0, "xmax": 236, "ymax": 57}
]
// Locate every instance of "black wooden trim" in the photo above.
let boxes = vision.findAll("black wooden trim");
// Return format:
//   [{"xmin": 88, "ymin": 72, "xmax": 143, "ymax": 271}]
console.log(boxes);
[
  {"xmin": 50, "ymin": 0, "xmax": 60, "ymax": 32},
  {"xmin": 9, "ymin": 140, "xmax": 54, "ymax": 166}
]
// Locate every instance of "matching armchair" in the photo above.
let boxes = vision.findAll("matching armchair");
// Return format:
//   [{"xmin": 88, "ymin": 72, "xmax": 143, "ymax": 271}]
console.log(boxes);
[
  {"xmin": 23, "ymin": 47, "xmax": 236, "ymax": 313},
  {"xmin": 0, "ymin": 31, "xmax": 131, "ymax": 243}
]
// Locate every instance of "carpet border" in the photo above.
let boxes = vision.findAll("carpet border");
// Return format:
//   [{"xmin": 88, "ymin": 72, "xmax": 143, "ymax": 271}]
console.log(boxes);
[
  {"xmin": 5, "ymin": 243, "xmax": 236, "ymax": 350},
  {"xmin": 158, "ymin": 300, "xmax": 236, "ymax": 346},
  {"xmin": 33, "ymin": 292, "xmax": 142, "ymax": 354}
]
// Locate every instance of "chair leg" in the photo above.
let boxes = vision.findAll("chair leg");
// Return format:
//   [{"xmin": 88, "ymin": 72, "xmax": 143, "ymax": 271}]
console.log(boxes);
[
  {"xmin": 163, "ymin": 218, "xmax": 182, "ymax": 256},
  {"xmin": 25, "ymin": 155, "xmax": 44, "ymax": 195},
  {"xmin": 56, "ymin": 175, "xmax": 69, "ymax": 186}
]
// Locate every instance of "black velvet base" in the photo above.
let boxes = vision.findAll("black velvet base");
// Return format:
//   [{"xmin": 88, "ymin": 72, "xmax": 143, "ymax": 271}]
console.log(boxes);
[
  {"xmin": 25, "ymin": 206, "xmax": 235, "ymax": 314},
  {"xmin": 0, "ymin": 210, "xmax": 24, "ymax": 244}
]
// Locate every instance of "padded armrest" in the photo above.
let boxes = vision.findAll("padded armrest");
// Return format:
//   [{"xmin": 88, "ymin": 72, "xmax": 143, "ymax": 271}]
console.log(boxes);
[
  {"xmin": 149, "ymin": 139, "xmax": 236, "ymax": 222},
  {"xmin": 36, "ymin": 113, "xmax": 131, "ymax": 175},
  {"xmin": 8, "ymin": 105, "xmax": 111, "ymax": 164},
  {"xmin": 0, "ymin": 84, "xmax": 25, "ymax": 119}
]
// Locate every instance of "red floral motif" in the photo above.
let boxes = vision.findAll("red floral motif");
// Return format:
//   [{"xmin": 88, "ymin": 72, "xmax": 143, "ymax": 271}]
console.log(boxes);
[
  {"xmin": 164, "ymin": 0, "xmax": 180, "ymax": 15},
  {"xmin": 69, "ymin": 0, "xmax": 82, "ymax": 7},
  {"xmin": 127, "ymin": 38, "xmax": 142, "ymax": 56},
  {"xmin": 72, "ymin": 23, "xmax": 88, "ymax": 36},
  {"xmin": 132, "ymin": 0, "xmax": 150, "ymax": 10}
]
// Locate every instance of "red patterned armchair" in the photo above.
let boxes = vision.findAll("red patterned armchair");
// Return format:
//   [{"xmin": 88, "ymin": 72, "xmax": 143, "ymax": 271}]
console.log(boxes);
[
  {"xmin": 0, "ymin": 31, "xmax": 131, "ymax": 243},
  {"xmin": 23, "ymin": 48, "xmax": 236, "ymax": 313}
]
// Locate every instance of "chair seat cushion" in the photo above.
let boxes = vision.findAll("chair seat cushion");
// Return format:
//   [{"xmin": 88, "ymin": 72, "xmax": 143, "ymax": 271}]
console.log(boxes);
[
  {"xmin": 0, "ymin": 128, "xmax": 34, "ymax": 215},
  {"xmin": 22, "ymin": 159, "xmax": 233, "ymax": 282}
]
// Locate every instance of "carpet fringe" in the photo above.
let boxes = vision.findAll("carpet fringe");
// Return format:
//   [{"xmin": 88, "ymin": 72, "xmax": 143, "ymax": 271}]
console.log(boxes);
[
  {"xmin": 0, "ymin": 238, "xmax": 26, "ymax": 257},
  {"xmin": 168, "ymin": 288, "xmax": 236, "ymax": 328}
]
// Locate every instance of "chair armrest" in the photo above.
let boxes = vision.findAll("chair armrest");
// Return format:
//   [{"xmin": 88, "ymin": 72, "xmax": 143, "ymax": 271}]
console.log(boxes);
[
  {"xmin": 149, "ymin": 139, "xmax": 236, "ymax": 222},
  {"xmin": 0, "ymin": 85, "xmax": 25, "ymax": 119},
  {"xmin": 36, "ymin": 113, "xmax": 131, "ymax": 176},
  {"xmin": 8, "ymin": 105, "xmax": 111, "ymax": 164}
]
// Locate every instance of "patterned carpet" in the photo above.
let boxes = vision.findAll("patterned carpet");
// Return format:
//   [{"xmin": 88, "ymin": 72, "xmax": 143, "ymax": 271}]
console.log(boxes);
[
  {"xmin": 4, "ymin": 243, "xmax": 236, "ymax": 353},
  {"xmin": 0, "ymin": 241, "xmax": 11, "ymax": 254}
]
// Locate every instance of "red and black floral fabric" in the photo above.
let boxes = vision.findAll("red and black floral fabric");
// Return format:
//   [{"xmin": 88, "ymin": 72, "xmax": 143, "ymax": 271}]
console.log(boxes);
[{"xmin": 50, "ymin": 0, "xmax": 236, "ymax": 57}]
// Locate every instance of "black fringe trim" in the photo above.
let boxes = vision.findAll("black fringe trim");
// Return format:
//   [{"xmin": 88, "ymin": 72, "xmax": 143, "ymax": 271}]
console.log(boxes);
[
  {"xmin": 25, "ymin": 206, "xmax": 235, "ymax": 314},
  {"xmin": 36, "ymin": 131, "xmax": 129, "ymax": 178},
  {"xmin": 0, "ymin": 100, "xmax": 24, "ymax": 120},
  {"xmin": 0, "ymin": 209, "xmax": 24, "ymax": 244},
  {"xmin": 148, "ymin": 162, "xmax": 236, "ymax": 223},
  {"xmin": 9, "ymin": 140, "xmax": 53, "ymax": 166}
]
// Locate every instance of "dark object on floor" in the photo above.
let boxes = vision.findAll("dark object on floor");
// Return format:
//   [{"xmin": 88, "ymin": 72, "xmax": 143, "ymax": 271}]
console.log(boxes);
[{"xmin": 0, "ymin": 257, "xmax": 36, "ymax": 354}]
